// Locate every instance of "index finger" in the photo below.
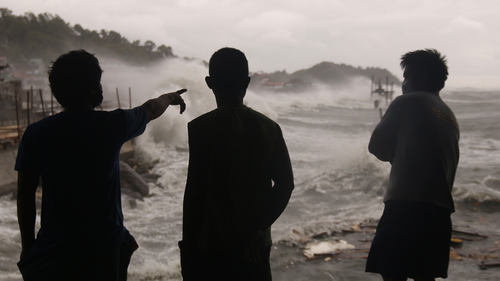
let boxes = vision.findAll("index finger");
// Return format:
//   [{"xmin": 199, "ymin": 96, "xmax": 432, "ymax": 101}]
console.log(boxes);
[{"xmin": 176, "ymin": 89, "xmax": 187, "ymax": 95}]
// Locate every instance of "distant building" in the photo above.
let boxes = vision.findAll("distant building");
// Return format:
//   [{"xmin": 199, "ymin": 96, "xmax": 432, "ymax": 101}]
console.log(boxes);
[{"xmin": 250, "ymin": 72, "xmax": 312, "ymax": 92}]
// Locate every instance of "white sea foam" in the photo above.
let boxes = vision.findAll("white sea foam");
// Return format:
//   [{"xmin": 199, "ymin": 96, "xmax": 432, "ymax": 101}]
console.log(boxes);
[
  {"xmin": 453, "ymin": 175, "xmax": 500, "ymax": 203},
  {"xmin": 2, "ymin": 59, "xmax": 498, "ymax": 281},
  {"xmin": 458, "ymin": 134, "xmax": 500, "ymax": 168}
]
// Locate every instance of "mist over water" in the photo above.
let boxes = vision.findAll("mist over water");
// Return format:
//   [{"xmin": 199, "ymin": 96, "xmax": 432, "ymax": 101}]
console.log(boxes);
[
  {"xmin": 101, "ymin": 58, "xmax": 395, "ymax": 279},
  {"xmin": 1, "ymin": 58, "xmax": 500, "ymax": 280}
]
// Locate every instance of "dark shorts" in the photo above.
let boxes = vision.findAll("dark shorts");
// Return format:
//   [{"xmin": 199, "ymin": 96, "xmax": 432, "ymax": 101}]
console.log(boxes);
[
  {"xmin": 365, "ymin": 200, "xmax": 452, "ymax": 279},
  {"xmin": 179, "ymin": 241, "xmax": 272, "ymax": 281},
  {"xmin": 18, "ymin": 233, "xmax": 138, "ymax": 281}
]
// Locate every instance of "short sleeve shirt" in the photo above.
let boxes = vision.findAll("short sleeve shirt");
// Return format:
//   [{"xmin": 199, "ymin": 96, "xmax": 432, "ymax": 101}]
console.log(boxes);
[
  {"xmin": 15, "ymin": 107, "xmax": 147, "ymax": 248},
  {"xmin": 373, "ymin": 92, "xmax": 460, "ymax": 211}
]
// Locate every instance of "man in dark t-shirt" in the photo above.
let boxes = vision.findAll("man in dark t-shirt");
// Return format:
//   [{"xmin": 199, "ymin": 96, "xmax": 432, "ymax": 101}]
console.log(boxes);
[
  {"xmin": 365, "ymin": 49, "xmax": 459, "ymax": 281},
  {"xmin": 16, "ymin": 50, "xmax": 186, "ymax": 281},
  {"xmin": 180, "ymin": 48, "xmax": 294, "ymax": 281}
]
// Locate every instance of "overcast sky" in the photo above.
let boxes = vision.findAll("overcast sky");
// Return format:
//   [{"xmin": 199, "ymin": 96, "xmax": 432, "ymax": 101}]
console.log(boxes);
[{"xmin": 3, "ymin": 0, "xmax": 500, "ymax": 88}]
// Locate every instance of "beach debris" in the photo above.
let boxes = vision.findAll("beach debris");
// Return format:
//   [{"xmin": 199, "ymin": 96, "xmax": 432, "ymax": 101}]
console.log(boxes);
[
  {"xmin": 311, "ymin": 232, "xmax": 329, "ymax": 239},
  {"xmin": 342, "ymin": 223, "xmax": 376, "ymax": 234},
  {"xmin": 467, "ymin": 253, "xmax": 499, "ymax": 260},
  {"xmin": 486, "ymin": 246, "xmax": 500, "ymax": 253},
  {"xmin": 449, "ymin": 248, "xmax": 462, "ymax": 260},
  {"xmin": 452, "ymin": 229, "xmax": 489, "ymax": 239},
  {"xmin": 358, "ymin": 239, "xmax": 373, "ymax": 242},
  {"xmin": 478, "ymin": 261, "xmax": 500, "ymax": 270},
  {"xmin": 292, "ymin": 229, "xmax": 311, "ymax": 243},
  {"xmin": 299, "ymin": 237, "xmax": 311, "ymax": 244},
  {"xmin": 303, "ymin": 240, "xmax": 355, "ymax": 259},
  {"xmin": 486, "ymin": 240, "xmax": 500, "ymax": 253}
]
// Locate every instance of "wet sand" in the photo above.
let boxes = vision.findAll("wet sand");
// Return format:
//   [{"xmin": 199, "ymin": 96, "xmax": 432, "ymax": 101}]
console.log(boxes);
[{"xmin": 271, "ymin": 204, "xmax": 500, "ymax": 281}]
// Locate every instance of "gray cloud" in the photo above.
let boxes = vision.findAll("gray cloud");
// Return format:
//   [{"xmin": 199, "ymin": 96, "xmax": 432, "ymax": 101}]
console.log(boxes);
[{"xmin": 4, "ymin": 0, "xmax": 500, "ymax": 87}]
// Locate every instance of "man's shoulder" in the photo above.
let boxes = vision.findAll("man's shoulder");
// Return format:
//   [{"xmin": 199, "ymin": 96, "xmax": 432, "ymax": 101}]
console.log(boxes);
[
  {"xmin": 24, "ymin": 112, "xmax": 65, "ymax": 133},
  {"xmin": 395, "ymin": 91, "xmax": 441, "ymax": 102},
  {"xmin": 189, "ymin": 108, "xmax": 218, "ymax": 127},
  {"xmin": 247, "ymin": 107, "xmax": 277, "ymax": 123},
  {"xmin": 189, "ymin": 106, "xmax": 278, "ymax": 127},
  {"xmin": 390, "ymin": 92, "xmax": 441, "ymax": 109}
]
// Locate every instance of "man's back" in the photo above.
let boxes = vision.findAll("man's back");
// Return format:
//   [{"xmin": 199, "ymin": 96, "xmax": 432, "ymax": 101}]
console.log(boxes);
[
  {"xmin": 186, "ymin": 104, "xmax": 284, "ymax": 252},
  {"xmin": 380, "ymin": 92, "xmax": 460, "ymax": 210},
  {"xmin": 16, "ymin": 108, "xmax": 147, "ymax": 247}
]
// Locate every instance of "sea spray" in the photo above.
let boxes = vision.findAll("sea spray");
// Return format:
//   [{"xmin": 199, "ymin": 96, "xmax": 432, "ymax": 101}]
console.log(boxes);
[{"xmin": 2, "ymin": 59, "xmax": 498, "ymax": 281}]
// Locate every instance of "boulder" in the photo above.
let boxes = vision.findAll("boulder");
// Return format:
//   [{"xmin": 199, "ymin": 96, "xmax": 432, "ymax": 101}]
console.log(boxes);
[
  {"xmin": 119, "ymin": 161, "xmax": 149, "ymax": 197},
  {"xmin": 121, "ymin": 188, "xmax": 144, "ymax": 201},
  {"xmin": 125, "ymin": 158, "xmax": 139, "ymax": 168},
  {"xmin": 140, "ymin": 173, "xmax": 161, "ymax": 184}
]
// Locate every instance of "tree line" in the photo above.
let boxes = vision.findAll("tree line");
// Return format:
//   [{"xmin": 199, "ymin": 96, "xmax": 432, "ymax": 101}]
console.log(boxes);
[{"xmin": 0, "ymin": 8, "xmax": 174, "ymax": 66}]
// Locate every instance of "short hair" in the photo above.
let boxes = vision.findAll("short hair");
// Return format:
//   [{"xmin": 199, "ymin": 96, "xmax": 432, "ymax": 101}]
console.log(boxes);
[
  {"xmin": 209, "ymin": 47, "xmax": 249, "ymax": 87},
  {"xmin": 48, "ymin": 50, "xmax": 103, "ymax": 110},
  {"xmin": 400, "ymin": 49, "xmax": 448, "ymax": 92}
]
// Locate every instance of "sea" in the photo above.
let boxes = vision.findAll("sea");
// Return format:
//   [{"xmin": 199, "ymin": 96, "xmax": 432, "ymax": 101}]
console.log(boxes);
[{"xmin": 1, "ymin": 58, "xmax": 500, "ymax": 280}]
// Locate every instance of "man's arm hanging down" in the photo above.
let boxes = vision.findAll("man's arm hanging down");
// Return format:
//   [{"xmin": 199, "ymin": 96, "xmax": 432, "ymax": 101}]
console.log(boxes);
[{"xmin": 17, "ymin": 171, "xmax": 39, "ymax": 259}]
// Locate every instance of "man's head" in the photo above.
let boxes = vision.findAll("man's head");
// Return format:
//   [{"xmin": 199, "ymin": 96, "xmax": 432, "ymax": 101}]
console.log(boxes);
[
  {"xmin": 400, "ymin": 49, "xmax": 448, "ymax": 94},
  {"xmin": 48, "ymin": 50, "xmax": 103, "ymax": 111},
  {"xmin": 206, "ymin": 47, "xmax": 250, "ymax": 105}
]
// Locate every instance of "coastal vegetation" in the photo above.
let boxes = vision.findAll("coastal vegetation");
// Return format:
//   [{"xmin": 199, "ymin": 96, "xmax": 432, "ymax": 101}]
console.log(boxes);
[
  {"xmin": 0, "ymin": 8, "xmax": 400, "ymax": 86},
  {"xmin": 0, "ymin": 8, "xmax": 174, "ymax": 66}
]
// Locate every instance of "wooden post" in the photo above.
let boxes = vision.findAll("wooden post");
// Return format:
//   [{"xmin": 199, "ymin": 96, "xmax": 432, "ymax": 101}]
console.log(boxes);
[
  {"xmin": 129, "ymin": 87, "xmax": 132, "ymax": 109},
  {"xmin": 15, "ymin": 89, "xmax": 21, "ymax": 141},
  {"xmin": 26, "ymin": 91, "xmax": 30, "ymax": 126},
  {"xmin": 39, "ymin": 89, "xmax": 46, "ymax": 118},
  {"xmin": 30, "ymin": 86, "xmax": 34, "ymax": 117},
  {"xmin": 116, "ymin": 88, "xmax": 121, "ymax": 108},
  {"xmin": 371, "ymin": 76, "xmax": 374, "ymax": 98},
  {"xmin": 51, "ymin": 92, "xmax": 54, "ymax": 115},
  {"xmin": 390, "ymin": 82, "xmax": 394, "ymax": 102},
  {"xmin": 385, "ymin": 76, "xmax": 389, "ymax": 105}
]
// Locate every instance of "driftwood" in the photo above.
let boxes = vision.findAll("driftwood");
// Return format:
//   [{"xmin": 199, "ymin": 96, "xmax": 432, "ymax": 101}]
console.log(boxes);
[
  {"xmin": 452, "ymin": 229, "xmax": 489, "ymax": 239},
  {"xmin": 478, "ymin": 261, "xmax": 500, "ymax": 270},
  {"xmin": 311, "ymin": 232, "xmax": 328, "ymax": 239}
]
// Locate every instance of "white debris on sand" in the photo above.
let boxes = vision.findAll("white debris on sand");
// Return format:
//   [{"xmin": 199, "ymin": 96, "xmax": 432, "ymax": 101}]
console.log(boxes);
[{"xmin": 303, "ymin": 240, "xmax": 356, "ymax": 258}]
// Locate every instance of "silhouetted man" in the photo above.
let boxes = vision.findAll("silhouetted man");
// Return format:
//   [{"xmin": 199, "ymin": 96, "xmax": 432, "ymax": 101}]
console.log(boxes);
[
  {"xmin": 180, "ymin": 47, "xmax": 294, "ymax": 281},
  {"xmin": 365, "ymin": 49, "xmax": 460, "ymax": 281},
  {"xmin": 16, "ymin": 50, "xmax": 186, "ymax": 281}
]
